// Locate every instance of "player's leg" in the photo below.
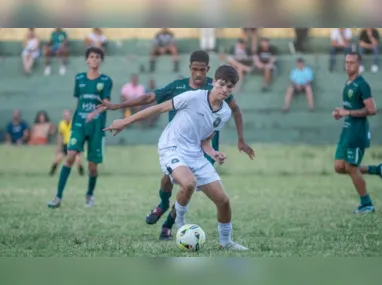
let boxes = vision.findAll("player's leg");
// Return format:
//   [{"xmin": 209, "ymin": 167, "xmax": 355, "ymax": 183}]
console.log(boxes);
[
  {"xmin": 57, "ymin": 45, "xmax": 69, "ymax": 75},
  {"xmin": 344, "ymin": 148, "xmax": 375, "ymax": 213},
  {"xmin": 146, "ymin": 174, "xmax": 174, "ymax": 225},
  {"xmin": 159, "ymin": 204, "xmax": 176, "ymax": 240},
  {"xmin": 359, "ymin": 164, "xmax": 382, "ymax": 178},
  {"xmin": 49, "ymin": 145, "xmax": 65, "ymax": 175},
  {"xmin": 198, "ymin": 180, "xmax": 248, "ymax": 250},
  {"xmin": 48, "ymin": 131, "xmax": 86, "ymax": 208},
  {"xmin": 85, "ymin": 133, "xmax": 104, "ymax": 207},
  {"xmin": 75, "ymin": 153, "xmax": 85, "ymax": 176},
  {"xmin": 43, "ymin": 45, "xmax": 53, "ymax": 75}
]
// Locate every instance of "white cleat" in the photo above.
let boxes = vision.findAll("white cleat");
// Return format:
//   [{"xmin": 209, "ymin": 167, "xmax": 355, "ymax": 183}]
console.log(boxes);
[
  {"xmin": 59, "ymin": 65, "xmax": 66, "ymax": 75},
  {"xmin": 44, "ymin": 66, "xmax": 51, "ymax": 76},
  {"xmin": 220, "ymin": 241, "xmax": 249, "ymax": 251},
  {"xmin": 85, "ymin": 195, "xmax": 95, "ymax": 207}
]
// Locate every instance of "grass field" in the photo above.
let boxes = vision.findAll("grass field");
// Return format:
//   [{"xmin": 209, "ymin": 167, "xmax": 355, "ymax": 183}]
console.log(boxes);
[{"xmin": 1, "ymin": 144, "xmax": 382, "ymax": 257}]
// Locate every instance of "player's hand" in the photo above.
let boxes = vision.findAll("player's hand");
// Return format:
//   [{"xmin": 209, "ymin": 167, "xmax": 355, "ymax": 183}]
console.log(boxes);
[
  {"xmin": 97, "ymin": 99, "xmax": 117, "ymax": 111},
  {"xmin": 238, "ymin": 140, "xmax": 255, "ymax": 160},
  {"xmin": 86, "ymin": 111, "xmax": 97, "ymax": 123},
  {"xmin": 103, "ymin": 119, "xmax": 127, "ymax": 136},
  {"xmin": 212, "ymin": 151, "xmax": 227, "ymax": 165},
  {"xmin": 333, "ymin": 107, "xmax": 348, "ymax": 119}
]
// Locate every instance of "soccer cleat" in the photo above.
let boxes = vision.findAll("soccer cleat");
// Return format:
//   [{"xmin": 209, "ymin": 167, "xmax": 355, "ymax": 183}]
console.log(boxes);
[
  {"xmin": 220, "ymin": 242, "xmax": 249, "ymax": 251},
  {"xmin": 159, "ymin": 227, "xmax": 172, "ymax": 241},
  {"xmin": 354, "ymin": 204, "xmax": 375, "ymax": 214},
  {"xmin": 85, "ymin": 195, "xmax": 95, "ymax": 207},
  {"xmin": 48, "ymin": 197, "xmax": 61, "ymax": 208},
  {"xmin": 145, "ymin": 206, "xmax": 168, "ymax": 225}
]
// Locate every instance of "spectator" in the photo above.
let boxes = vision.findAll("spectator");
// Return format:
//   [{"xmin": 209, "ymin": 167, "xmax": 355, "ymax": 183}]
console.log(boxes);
[
  {"xmin": 221, "ymin": 38, "xmax": 253, "ymax": 92},
  {"xmin": 28, "ymin": 111, "xmax": 55, "ymax": 145},
  {"xmin": 254, "ymin": 38, "xmax": 277, "ymax": 91},
  {"xmin": 200, "ymin": 28, "xmax": 216, "ymax": 52},
  {"xmin": 21, "ymin": 28, "xmax": 40, "ymax": 75},
  {"xmin": 5, "ymin": 110, "xmax": 29, "ymax": 145},
  {"xmin": 289, "ymin": 28, "xmax": 310, "ymax": 54},
  {"xmin": 84, "ymin": 28, "xmax": 107, "ymax": 50},
  {"xmin": 150, "ymin": 28, "xmax": 179, "ymax": 73},
  {"xmin": 44, "ymin": 28, "xmax": 69, "ymax": 76},
  {"xmin": 359, "ymin": 28, "xmax": 380, "ymax": 73},
  {"xmin": 242, "ymin": 28, "xmax": 259, "ymax": 54},
  {"xmin": 120, "ymin": 74, "xmax": 146, "ymax": 119},
  {"xmin": 283, "ymin": 58, "xmax": 314, "ymax": 112},
  {"xmin": 329, "ymin": 28, "xmax": 353, "ymax": 72}
]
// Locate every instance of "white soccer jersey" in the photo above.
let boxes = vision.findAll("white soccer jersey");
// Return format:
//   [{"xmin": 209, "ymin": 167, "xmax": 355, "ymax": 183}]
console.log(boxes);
[{"xmin": 158, "ymin": 90, "xmax": 232, "ymax": 157}]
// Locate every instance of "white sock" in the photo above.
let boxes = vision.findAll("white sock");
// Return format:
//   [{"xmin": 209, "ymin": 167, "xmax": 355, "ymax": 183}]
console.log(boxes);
[
  {"xmin": 175, "ymin": 201, "xmax": 189, "ymax": 227},
  {"xmin": 218, "ymin": 222, "xmax": 232, "ymax": 246}
]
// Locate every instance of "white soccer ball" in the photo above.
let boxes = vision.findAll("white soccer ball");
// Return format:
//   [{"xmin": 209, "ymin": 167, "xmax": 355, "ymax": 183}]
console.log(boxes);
[{"xmin": 176, "ymin": 224, "xmax": 206, "ymax": 252}]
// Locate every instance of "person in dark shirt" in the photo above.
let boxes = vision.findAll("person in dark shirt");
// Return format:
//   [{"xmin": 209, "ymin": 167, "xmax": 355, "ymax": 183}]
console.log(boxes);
[
  {"xmin": 359, "ymin": 28, "xmax": 380, "ymax": 73},
  {"xmin": 254, "ymin": 38, "xmax": 277, "ymax": 91},
  {"xmin": 6, "ymin": 110, "xmax": 29, "ymax": 145}
]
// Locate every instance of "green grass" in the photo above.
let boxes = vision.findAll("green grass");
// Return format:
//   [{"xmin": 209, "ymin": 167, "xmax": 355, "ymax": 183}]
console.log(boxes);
[{"xmin": 1, "ymin": 144, "xmax": 382, "ymax": 257}]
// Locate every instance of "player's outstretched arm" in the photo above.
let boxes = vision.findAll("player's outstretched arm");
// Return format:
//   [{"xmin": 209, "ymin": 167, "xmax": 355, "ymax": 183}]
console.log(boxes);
[
  {"xmin": 97, "ymin": 93, "xmax": 156, "ymax": 111},
  {"xmin": 103, "ymin": 100, "xmax": 173, "ymax": 136},
  {"xmin": 227, "ymin": 98, "xmax": 255, "ymax": 160},
  {"xmin": 201, "ymin": 132, "xmax": 227, "ymax": 165}
]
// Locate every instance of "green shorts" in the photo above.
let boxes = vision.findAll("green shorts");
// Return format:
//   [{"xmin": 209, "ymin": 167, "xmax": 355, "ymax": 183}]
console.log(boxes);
[
  {"xmin": 67, "ymin": 123, "xmax": 104, "ymax": 164},
  {"xmin": 204, "ymin": 131, "xmax": 220, "ymax": 166},
  {"xmin": 334, "ymin": 144, "xmax": 365, "ymax": 166}
]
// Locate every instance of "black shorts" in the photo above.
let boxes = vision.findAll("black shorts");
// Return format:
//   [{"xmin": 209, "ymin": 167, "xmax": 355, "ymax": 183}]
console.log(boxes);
[{"xmin": 62, "ymin": 144, "xmax": 68, "ymax": 155}]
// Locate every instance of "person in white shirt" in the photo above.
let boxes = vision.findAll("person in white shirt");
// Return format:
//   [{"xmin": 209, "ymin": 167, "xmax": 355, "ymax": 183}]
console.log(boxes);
[
  {"xmin": 330, "ymin": 28, "xmax": 353, "ymax": 71},
  {"xmin": 85, "ymin": 28, "xmax": 107, "ymax": 50},
  {"xmin": 105, "ymin": 65, "xmax": 248, "ymax": 251},
  {"xmin": 21, "ymin": 28, "xmax": 40, "ymax": 75}
]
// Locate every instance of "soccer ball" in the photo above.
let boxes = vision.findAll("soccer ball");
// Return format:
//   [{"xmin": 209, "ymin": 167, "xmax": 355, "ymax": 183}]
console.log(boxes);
[{"xmin": 176, "ymin": 224, "xmax": 206, "ymax": 252}]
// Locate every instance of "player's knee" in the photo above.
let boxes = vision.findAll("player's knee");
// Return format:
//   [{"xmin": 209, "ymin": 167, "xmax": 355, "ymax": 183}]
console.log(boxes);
[
  {"xmin": 161, "ymin": 175, "xmax": 173, "ymax": 191},
  {"xmin": 181, "ymin": 179, "xmax": 196, "ymax": 194},
  {"xmin": 88, "ymin": 163, "xmax": 98, "ymax": 176},
  {"xmin": 216, "ymin": 195, "xmax": 230, "ymax": 209},
  {"xmin": 65, "ymin": 151, "xmax": 77, "ymax": 166},
  {"xmin": 334, "ymin": 162, "xmax": 346, "ymax": 174}
]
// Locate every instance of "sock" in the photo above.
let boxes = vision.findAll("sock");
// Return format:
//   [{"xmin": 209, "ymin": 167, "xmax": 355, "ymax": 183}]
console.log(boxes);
[
  {"xmin": 86, "ymin": 176, "xmax": 97, "ymax": 197},
  {"xmin": 175, "ymin": 201, "xmax": 189, "ymax": 226},
  {"xmin": 367, "ymin": 165, "xmax": 379, "ymax": 175},
  {"xmin": 56, "ymin": 166, "xmax": 71, "ymax": 199},
  {"xmin": 162, "ymin": 212, "xmax": 176, "ymax": 229},
  {"xmin": 218, "ymin": 222, "xmax": 233, "ymax": 246},
  {"xmin": 360, "ymin": 194, "xmax": 373, "ymax": 206},
  {"xmin": 50, "ymin": 163, "xmax": 58, "ymax": 175},
  {"xmin": 158, "ymin": 189, "xmax": 171, "ymax": 210}
]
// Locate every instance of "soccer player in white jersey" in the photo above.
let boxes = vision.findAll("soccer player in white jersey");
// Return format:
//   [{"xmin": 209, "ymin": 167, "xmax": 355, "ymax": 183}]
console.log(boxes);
[{"xmin": 105, "ymin": 65, "xmax": 248, "ymax": 250}]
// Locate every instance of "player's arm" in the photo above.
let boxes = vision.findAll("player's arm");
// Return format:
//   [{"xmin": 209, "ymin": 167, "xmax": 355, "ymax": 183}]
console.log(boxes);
[
  {"xmin": 348, "ymin": 98, "xmax": 377, "ymax": 117},
  {"xmin": 201, "ymin": 132, "xmax": 227, "ymax": 165},
  {"xmin": 98, "ymin": 92, "xmax": 156, "ymax": 111},
  {"xmin": 226, "ymin": 97, "xmax": 255, "ymax": 159}
]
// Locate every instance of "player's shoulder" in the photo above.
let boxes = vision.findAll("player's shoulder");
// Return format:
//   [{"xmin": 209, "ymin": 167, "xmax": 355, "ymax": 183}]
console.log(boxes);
[
  {"xmin": 171, "ymin": 78, "xmax": 188, "ymax": 88},
  {"xmin": 75, "ymin": 72, "xmax": 86, "ymax": 81},
  {"xmin": 357, "ymin": 75, "xmax": 370, "ymax": 86},
  {"xmin": 100, "ymin": 74, "xmax": 113, "ymax": 83}
]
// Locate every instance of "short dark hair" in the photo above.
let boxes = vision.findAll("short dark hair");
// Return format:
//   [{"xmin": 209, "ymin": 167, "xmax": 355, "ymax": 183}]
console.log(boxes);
[
  {"xmin": 190, "ymin": 50, "xmax": 209, "ymax": 65},
  {"xmin": 347, "ymin": 51, "xmax": 362, "ymax": 62},
  {"xmin": 297, "ymin": 57, "xmax": 304, "ymax": 63},
  {"xmin": 214, "ymin": 65, "xmax": 239, "ymax": 86},
  {"xmin": 85, "ymin": 46, "xmax": 104, "ymax": 60}
]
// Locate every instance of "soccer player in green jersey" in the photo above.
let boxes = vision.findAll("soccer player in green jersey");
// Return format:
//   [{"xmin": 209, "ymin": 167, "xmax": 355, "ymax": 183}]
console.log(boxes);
[
  {"xmin": 333, "ymin": 52, "xmax": 380, "ymax": 214},
  {"xmin": 48, "ymin": 47, "xmax": 113, "ymax": 208},
  {"xmin": 98, "ymin": 50, "xmax": 254, "ymax": 240}
]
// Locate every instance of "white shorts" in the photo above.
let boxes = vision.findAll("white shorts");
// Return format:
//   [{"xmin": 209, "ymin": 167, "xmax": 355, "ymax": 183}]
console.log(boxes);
[{"xmin": 159, "ymin": 147, "xmax": 221, "ymax": 189}]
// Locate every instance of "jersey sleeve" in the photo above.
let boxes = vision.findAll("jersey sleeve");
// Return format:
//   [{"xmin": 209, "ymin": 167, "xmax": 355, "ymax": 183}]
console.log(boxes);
[
  {"xmin": 73, "ymin": 76, "xmax": 80, "ymax": 98},
  {"xmin": 172, "ymin": 91, "xmax": 198, "ymax": 111},
  {"xmin": 360, "ymin": 81, "xmax": 372, "ymax": 100},
  {"xmin": 103, "ymin": 77, "xmax": 113, "ymax": 100},
  {"xmin": 154, "ymin": 81, "xmax": 176, "ymax": 103}
]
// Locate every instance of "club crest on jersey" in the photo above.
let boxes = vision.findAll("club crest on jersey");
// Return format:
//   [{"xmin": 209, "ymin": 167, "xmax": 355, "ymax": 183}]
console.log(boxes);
[
  {"xmin": 213, "ymin": 117, "xmax": 222, "ymax": 128},
  {"xmin": 171, "ymin": 158, "xmax": 179, "ymax": 164},
  {"xmin": 348, "ymin": 89, "xmax": 353, "ymax": 98},
  {"xmin": 70, "ymin": 138, "xmax": 77, "ymax": 146},
  {"xmin": 96, "ymin": 83, "xmax": 104, "ymax": 92}
]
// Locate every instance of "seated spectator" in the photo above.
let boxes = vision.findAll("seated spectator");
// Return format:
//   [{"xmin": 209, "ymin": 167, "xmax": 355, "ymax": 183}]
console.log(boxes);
[
  {"xmin": 289, "ymin": 28, "xmax": 310, "ymax": 54},
  {"xmin": 254, "ymin": 38, "xmax": 277, "ymax": 91},
  {"xmin": 200, "ymin": 28, "xmax": 216, "ymax": 52},
  {"xmin": 221, "ymin": 38, "xmax": 253, "ymax": 92},
  {"xmin": 150, "ymin": 28, "xmax": 179, "ymax": 73},
  {"xmin": 242, "ymin": 28, "xmax": 259, "ymax": 54},
  {"xmin": 283, "ymin": 58, "xmax": 314, "ymax": 112},
  {"xmin": 5, "ymin": 110, "xmax": 29, "ymax": 145},
  {"xmin": 44, "ymin": 28, "xmax": 69, "ymax": 76},
  {"xmin": 120, "ymin": 74, "xmax": 146, "ymax": 119},
  {"xmin": 21, "ymin": 28, "xmax": 40, "ymax": 75},
  {"xmin": 29, "ymin": 111, "xmax": 55, "ymax": 145},
  {"xmin": 329, "ymin": 28, "xmax": 353, "ymax": 72},
  {"xmin": 84, "ymin": 28, "xmax": 107, "ymax": 50},
  {"xmin": 359, "ymin": 28, "xmax": 380, "ymax": 73}
]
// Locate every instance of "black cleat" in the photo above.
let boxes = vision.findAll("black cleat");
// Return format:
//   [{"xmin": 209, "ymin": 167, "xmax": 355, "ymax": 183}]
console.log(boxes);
[
  {"xmin": 146, "ymin": 206, "xmax": 168, "ymax": 225},
  {"xmin": 159, "ymin": 227, "xmax": 172, "ymax": 241}
]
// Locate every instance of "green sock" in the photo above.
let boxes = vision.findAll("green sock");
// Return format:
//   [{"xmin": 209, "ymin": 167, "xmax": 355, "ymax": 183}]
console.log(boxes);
[
  {"xmin": 158, "ymin": 189, "xmax": 171, "ymax": 210},
  {"xmin": 367, "ymin": 166, "xmax": 379, "ymax": 175},
  {"xmin": 56, "ymin": 166, "xmax": 71, "ymax": 199},
  {"xmin": 162, "ymin": 212, "xmax": 175, "ymax": 229},
  {"xmin": 360, "ymin": 194, "xmax": 372, "ymax": 206},
  {"xmin": 86, "ymin": 176, "xmax": 97, "ymax": 196}
]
